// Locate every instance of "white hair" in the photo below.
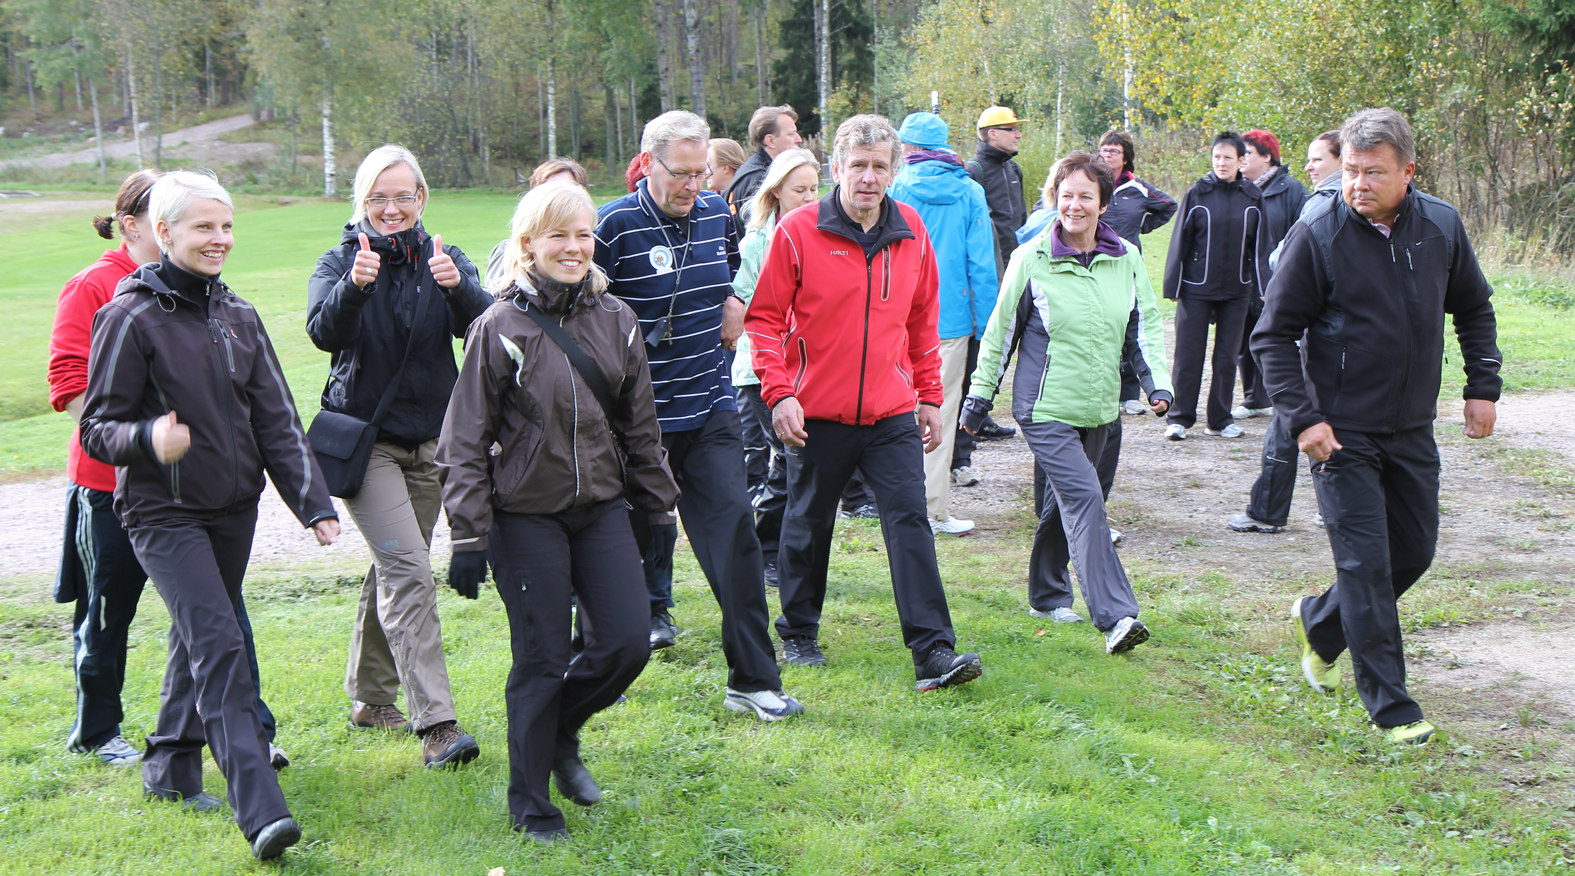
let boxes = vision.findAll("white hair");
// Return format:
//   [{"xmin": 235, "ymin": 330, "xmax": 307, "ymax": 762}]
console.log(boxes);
[
  {"xmin": 831, "ymin": 114, "xmax": 901, "ymax": 172},
  {"xmin": 148, "ymin": 170, "xmax": 233, "ymax": 241},
  {"xmin": 350, "ymin": 144, "xmax": 428, "ymax": 224},
  {"xmin": 641, "ymin": 111, "xmax": 710, "ymax": 160}
]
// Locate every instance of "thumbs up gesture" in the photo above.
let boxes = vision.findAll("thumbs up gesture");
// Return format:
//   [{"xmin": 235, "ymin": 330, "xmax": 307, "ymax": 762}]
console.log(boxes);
[
  {"xmin": 151, "ymin": 410, "xmax": 191, "ymax": 464},
  {"xmin": 352, "ymin": 232, "xmax": 381, "ymax": 290},
  {"xmin": 428, "ymin": 233, "xmax": 461, "ymax": 289}
]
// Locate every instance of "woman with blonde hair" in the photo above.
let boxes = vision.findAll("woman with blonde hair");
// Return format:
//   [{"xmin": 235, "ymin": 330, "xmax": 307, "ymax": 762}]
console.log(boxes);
[
  {"xmin": 307, "ymin": 145, "xmax": 492, "ymax": 768},
  {"xmin": 707, "ymin": 137, "xmax": 748, "ymax": 193},
  {"xmin": 439, "ymin": 181, "xmax": 678, "ymax": 842},
  {"xmin": 730, "ymin": 147, "xmax": 820, "ymax": 584}
]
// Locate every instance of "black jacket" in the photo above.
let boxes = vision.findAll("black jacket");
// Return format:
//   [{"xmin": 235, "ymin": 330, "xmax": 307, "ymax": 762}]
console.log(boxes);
[
  {"xmin": 80, "ymin": 258, "xmax": 335, "ymax": 530},
  {"xmin": 1162, "ymin": 171, "xmax": 1269, "ymax": 302},
  {"xmin": 723, "ymin": 147, "xmax": 772, "ymax": 236},
  {"xmin": 967, "ymin": 141, "xmax": 1027, "ymax": 272},
  {"xmin": 1257, "ymin": 166, "xmax": 1309, "ymax": 252},
  {"xmin": 1104, "ymin": 174, "xmax": 1177, "ymax": 253},
  {"xmin": 307, "ymin": 222, "xmax": 491, "ymax": 447},
  {"xmin": 1252, "ymin": 187, "xmax": 1501, "ymax": 438}
]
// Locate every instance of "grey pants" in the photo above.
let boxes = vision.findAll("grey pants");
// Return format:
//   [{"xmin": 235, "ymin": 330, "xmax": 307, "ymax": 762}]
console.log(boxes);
[
  {"xmin": 343, "ymin": 440, "xmax": 457, "ymax": 733},
  {"xmin": 1021, "ymin": 420, "xmax": 1140, "ymax": 631}
]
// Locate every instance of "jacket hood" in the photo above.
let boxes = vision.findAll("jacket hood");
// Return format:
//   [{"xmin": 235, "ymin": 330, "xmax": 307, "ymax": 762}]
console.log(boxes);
[
  {"xmin": 1258, "ymin": 167, "xmax": 1298, "ymax": 197},
  {"xmin": 1196, "ymin": 171, "xmax": 1262, "ymax": 201},
  {"xmin": 1315, "ymin": 172, "xmax": 1343, "ymax": 193},
  {"xmin": 893, "ymin": 159, "xmax": 974, "ymax": 206},
  {"xmin": 1046, "ymin": 219, "xmax": 1127, "ymax": 260}
]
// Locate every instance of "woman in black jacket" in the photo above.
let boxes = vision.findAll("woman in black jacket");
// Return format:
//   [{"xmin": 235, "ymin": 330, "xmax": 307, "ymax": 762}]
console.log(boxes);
[
  {"xmin": 306, "ymin": 145, "xmax": 493, "ymax": 768},
  {"xmin": 80, "ymin": 171, "xmax": 338, "ymax": 860},
  {"xmin": 1235, "ymin": 129, "xmax": 1309, "ymax": 417},
  {"xmin": 438, "ymin": 181, "xmax": 685, "ymax": 843}
]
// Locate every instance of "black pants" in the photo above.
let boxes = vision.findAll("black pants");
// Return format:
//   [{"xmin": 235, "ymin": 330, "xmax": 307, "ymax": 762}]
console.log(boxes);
[
  {"xmin": 735, "ymin": 382, "xmax": 770, "ymax": 495},
  {"xmin": 777, "ymin": 414, "xmax": 957, "ymax": 660},
  {"xmin": 1302, "ymin": 426, "xmax": 1438, "ymax": 727},
  {"xmin": 952, "ymin": 336, "xmax": 981, "ymax": 468},
  {"xmin": 1118, "ymin": 304, "xmax": 1145, "ymax": 403},
  {"xmin": 738, "ymin": 384, "xmax": 787, "ymax": 567},
  {"xmin": 63, "ymin": 484, "xmax": 276, "ymax": 753},
  {"xmin": 490, "ymin": 501, "xmax": 650, "ymax": 832},
  {"xmin": 1237, "ymin": 297, "xmax": 1269, "ymax": 409},
  {"xmin": 1245, "ymin": 410, "xmax": 1299, "ymax": 526},
  {"xmin": 633, "ymin": 409, "xmax": 783, "ymax": 692},
  {"xmin": 129, "ymin": 506, "xmax": 288, "ymax": 843},
  {"xmin": 1168, "ymin": 295, "xmax": 1250, "ymax": 431}
]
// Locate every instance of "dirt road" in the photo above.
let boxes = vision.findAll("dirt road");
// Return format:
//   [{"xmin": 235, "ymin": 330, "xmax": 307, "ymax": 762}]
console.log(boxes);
[{"xmin": 0, "ymin": 114, "xmax": 266, "ymax": 171}]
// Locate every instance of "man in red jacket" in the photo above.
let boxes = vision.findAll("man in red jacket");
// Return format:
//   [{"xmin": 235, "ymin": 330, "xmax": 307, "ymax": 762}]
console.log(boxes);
[{"xmin": 746, "ymin": 114, "xmax": 983, "ymax": 692}]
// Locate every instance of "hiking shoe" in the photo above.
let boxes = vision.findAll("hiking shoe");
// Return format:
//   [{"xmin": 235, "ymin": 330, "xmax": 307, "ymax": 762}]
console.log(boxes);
[
  {"xmin": 1228, "ymin": 512, "xmax": 1285, "ymax": 534},
  {"xmin": 519, "ymin": 825, "xmax": 572, "ymax": 844},
  {"xmin": 781, "ymin": 635, "xmax": 827, "ymax": 667},
  {"xmin": 915, "ymin": 645, "xmax": 983, "ymax": 691},
  {"xmin": 649, "ymin": 611, "xmax": 679, "ymax": 650},
  {"xmin": 1122, "ymin": 399, "xmax": 1147, "ymax": 416},
  {"xmin": 269, "ymin": 743, "xmax": 289, "ymax": 771},
  {"xmin": 930, "ymin": 516, "xmax": 974, "ymax": 536},
  {"xmin": 1381, "ymin": 720, "xmax": 1437, "ymax": 746},
  {"xmin": 251, "ymin": 816, "xmax": 301, "ymax": 860},
  {"xmin": 1105, "ymin": 617, "xmax": 1150, "ymax": 653},
  {"xmin": 1205, "ymin": 424, "xmax": 1244, "ymax": 438},
  {"xmin": 839, "ymin": 503, "xmax": 880, "ymax": 520},
  {"xmin": 1164, "ymin": 424, "xmax": 1187, "ymax": 441},
  {"xmin": 951, "ymin": 465, "xmax": 980, "ymax": 487},
  {"xmin": 552, "ymin": 757, "xmax": 601, "ymax": 806},
  {"xmin": 420, "ymin": 721, "xmax": 480, "ymax": 768},
  {"xmin": 724, "ymin": 688, "xmax": 807, "ymax": 722},
  {"xmin": 350, "ymin": 700, "xmax": 413, "ymax": 733},
  {"xmin": 978, "ymin": 422, "xmax": 1017, "ymax": 440},
  {"xmin": 91, "ymin": 735, "xmax": 141, "ymax": 767},
  {"xmin": 144, "ymin": 783, "xmax": 223, "ymax": 812},
  {"xmin": 1029, "ymin": 606, "xmax": 1085, "ymax": 623},
  {"xmin": 1290, "ymin": 597, "xmax": 1339, "ymax": 693}
]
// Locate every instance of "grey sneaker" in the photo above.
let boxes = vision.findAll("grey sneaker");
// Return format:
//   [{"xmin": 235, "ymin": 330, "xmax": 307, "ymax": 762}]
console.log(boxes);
[
  {"xmin": 1205, "ymin": 424, "xmax": 1244, "ymax": 438},
  {"xmin": 144, "ymin": 783, "xmax": 223, "ymax": 812},
  {"xmin": 930, "ymin": 516, "xmax": 974, "ymax": 536},
  {"xmin": 1228, "ymin": 512, "xmax": 1285, "ymax": 533},
  {"xmin": 91, "ymin": 735, "xmax": 141, "ymax": 767},
  {"xmin": 724, "ymin": 688, "xmax": 807, "ymax": 722},
  {"xmin": 1028, "ymin": 606, "xmax": 1084, "ymax": 623},
  {"xmin": 1164, "ymin": 424, "xmax": 1187, "ymax": 441},
  {"xmin": 268, "ymin": 743, "xmax": 290, "ymax": 771},
  {"xmin": 1231, "ymin": 405, "xmax": 1272, "ymax": 419},
  {"xmin": 1122, "ymin": 399, "xmax": 1147, "ymax": 415},
  {"xmin": 914, "ymin": 645, "xmax": 983, "ymax": 691},
  {"xmin": 1105, "ymin": 617, "xmax": 1150, "ymax": 654},
  {"xmin": 781, "ymin": 635, "xmax": 827, "ymax": 667},
  {"xmin": 951, "ymin": 465, "xmax": 980, "ymax": 487}
]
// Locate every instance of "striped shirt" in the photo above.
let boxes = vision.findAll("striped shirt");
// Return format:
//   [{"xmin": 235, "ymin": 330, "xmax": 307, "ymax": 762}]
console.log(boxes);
[{"xmin": 595, "ymin": 180, "xmax": 740, "ymax": 432}]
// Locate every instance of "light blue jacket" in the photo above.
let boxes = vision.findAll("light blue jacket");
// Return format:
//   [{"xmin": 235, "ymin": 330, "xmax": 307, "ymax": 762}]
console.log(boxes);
[{"xmin": 889, "ymin": 157, "xmax": 999, "ymax": 339}]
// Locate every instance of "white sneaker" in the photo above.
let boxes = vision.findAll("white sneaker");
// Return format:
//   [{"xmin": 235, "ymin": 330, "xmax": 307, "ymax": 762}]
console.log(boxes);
[
  {"xmin": 1205, "ymin": 424, "xmax": 1244, "ymax": 438},
  {"xmin": 1164, "ymin": 424, "xmax": 1187, "ymax": 441},
  {"xmin": 930, "ymin": 516, "xmax": 974, "ymax": 536},
  {"xmin": 1028, "ymin": 606, "xmax": 1085, "ymax": 623},
  {"xmin": 724, "ymin": 688, "xmax": 806, "ymax": 722},
  {"xmin": 1231, "ymin": 406, "xmax": 1272, "ymax": 419},
  {"xmin": 1105, "ymin": 616, "xmax": 1151, "ymax": 653},
  {"xmin": 90, "ymin": 735, "xmax": 142, "ymax": 767},
  {"xmin": 1121, "ymin": 399, "xmax": 1146, "ymax": 416},
  {"xmin": 950, "ymin": 466, "xmax": 979, "ymax": 487},
  {"xmin": 269, "ymin": 743, "xmax": 290, "ymax": 770},
  {"xmin": 1109, "ymin": 527, "xmax": 1123, "ymax": 545}
]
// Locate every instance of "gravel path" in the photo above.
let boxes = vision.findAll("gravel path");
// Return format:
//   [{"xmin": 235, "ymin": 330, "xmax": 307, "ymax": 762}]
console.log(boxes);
[{"xmin": 0, "ymin": 114, "xmax": 264, "ymax": 171}]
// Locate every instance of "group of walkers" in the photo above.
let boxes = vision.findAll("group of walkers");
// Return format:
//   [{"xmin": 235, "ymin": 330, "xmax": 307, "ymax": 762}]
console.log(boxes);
[{"xmin": 47, "ymin": 95, "xmax": 1499, "ymax": 858}]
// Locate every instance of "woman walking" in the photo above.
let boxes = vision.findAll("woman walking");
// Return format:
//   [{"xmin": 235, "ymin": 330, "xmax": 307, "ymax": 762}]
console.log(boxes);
[
  {"xmin": 439, "ymin": 181, "xmax": 678, "ymax": 843},
  {"xmin": 963, "ymin": 153, "xmax": 1171, "ymax": 653},
  {"xmin": 307, "ymin": 145, "xmax": 492, "ymax": 768},
  {"xmin": 79, "ymin": 171, "xmax": 338, "ymax": 860}
]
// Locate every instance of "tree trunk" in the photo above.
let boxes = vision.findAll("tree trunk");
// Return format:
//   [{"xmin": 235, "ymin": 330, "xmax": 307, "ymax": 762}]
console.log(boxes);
[
  {"xmin": 614, "ymin": 84, "xmax": 625, "ymax": 160},
  {"xmin": 321, "ymin": 95, "xmax": 336, "ymax": 197},
  {"xmin": 815, "ymin": 0, "xmax": 830, "ymax": 135},
  {"xmin": 74, "ymin": 69, "xmax": 84, "ymax": 111},
  {"xmin": 727, "ymin": 0, "xmax": 738, "ymax": 87},
  {"xmin": 656, "ymin": 0, "xmax": 675, "ymax": 111},
  {"xmin": 684, "ymin": 0, "xmax": 706, "ymax": 117},
  {"xmin": 1054, "ymin": 61, "xmax": 1065, "ymax": 154},
  {"xmin": 755, "ymin": 0, "xmax": 768, "ymax": 106},
  {"xmin": 127, "ymin": 51, "xmax": 144, "ymax": 167},
  {"xmin": 547, "ymin": 55, "xmax": 558, "ymax": 158},
  {"xmin": 25, "ymin": 57, "xmax": 38, "ymax": 118},
  {"xmin": 537, "ymin": 64, "xmax": 546, "ymax": 157},
  {"xmin": 204, "ymin": 42, "xmax": 215, "ymax": 110},
  {"xmin": 89, "ymin": 77, "xmax": 107, "ymax": 182},
  {"xmin": 605, "ymin": 82, "xmax": 619, "ymax": 171},
  {"xmin": 630, "ymin": 76, "xmax": 640, "ymax": 154}
]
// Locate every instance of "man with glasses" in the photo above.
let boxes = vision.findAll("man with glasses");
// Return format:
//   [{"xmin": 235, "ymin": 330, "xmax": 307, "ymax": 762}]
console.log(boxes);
[{"xmin": 593, "ymin": 110, "xmax": 805, "ymax": 722}]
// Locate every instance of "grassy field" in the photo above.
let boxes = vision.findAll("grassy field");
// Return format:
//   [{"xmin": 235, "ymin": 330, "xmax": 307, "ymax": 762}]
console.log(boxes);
[{"xmin": 1, "ymin": 189, "xmax": 1572, "ymax": 873}]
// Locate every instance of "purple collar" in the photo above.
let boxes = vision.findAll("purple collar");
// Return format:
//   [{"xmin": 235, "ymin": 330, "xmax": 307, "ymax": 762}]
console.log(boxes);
[
  {"xmin": 1048, "ymin": 219, "xmax": 1126, "ymax": 261},
  {"xmin": 904, "ymin": 149, "xmax": 962, "ymax": 167}
]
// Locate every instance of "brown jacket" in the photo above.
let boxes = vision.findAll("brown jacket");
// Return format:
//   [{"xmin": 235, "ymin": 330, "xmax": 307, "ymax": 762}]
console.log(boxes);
[{"xmin": 438, "ymin": 278, "xmax": 678, "ymax": 552}]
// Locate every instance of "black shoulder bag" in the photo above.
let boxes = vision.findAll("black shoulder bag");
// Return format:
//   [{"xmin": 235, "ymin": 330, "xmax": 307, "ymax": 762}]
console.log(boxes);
[{"xmin": 308, "ymin": 281, "xmax": 432, "ymax": 499}]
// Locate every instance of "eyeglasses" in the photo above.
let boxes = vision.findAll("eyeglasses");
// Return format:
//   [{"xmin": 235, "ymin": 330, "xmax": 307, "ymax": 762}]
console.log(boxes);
[
  {"xmin": 655, "ymin": 155, "xmax": 712, "ymax": 185},
  {"xmin": 1098, "ymin": 146, "xmax": 1125, "ymax": 156},
  {"xmin": 364, "ymin": 195, "xmax": 420, "ymax": 208}
]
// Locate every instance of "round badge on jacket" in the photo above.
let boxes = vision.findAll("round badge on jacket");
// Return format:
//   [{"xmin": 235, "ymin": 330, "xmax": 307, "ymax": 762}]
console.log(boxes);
[{"xmin": 649, "ymin": 246, "xmax": 675, "ymax": 274}]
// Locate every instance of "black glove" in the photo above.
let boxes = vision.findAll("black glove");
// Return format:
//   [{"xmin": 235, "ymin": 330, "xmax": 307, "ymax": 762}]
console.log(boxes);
[
  {"xmin": 959, "ymin": 395, "xmax": 994, "ymax": 435},
  {"xmin": 447, "ymin": 550, "xmax": 489, "ymax": 600},
  {"xmin": 644, "ymin": 522, "xmax": 678, "ymax": 575}
]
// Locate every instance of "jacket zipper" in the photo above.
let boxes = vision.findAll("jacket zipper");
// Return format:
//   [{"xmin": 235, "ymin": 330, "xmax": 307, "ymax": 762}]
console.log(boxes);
[
  {"xmin": 563, "ymin": 316, "xmax": 582, "ymax": 504},
  {"xmin": 856, "ymin": 257, "xmax": 873, "ymax": 423},
  {"xmin": 206, "ymin": 312, "xmax": 241, "ymax": 508}
]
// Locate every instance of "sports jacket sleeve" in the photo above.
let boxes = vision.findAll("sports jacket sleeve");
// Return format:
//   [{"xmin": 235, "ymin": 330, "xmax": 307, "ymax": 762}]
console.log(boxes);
[
  {"xmin": 743, "ymin": 219, "xmax": 802, "ymax": 409},
  {"xmin": 79, "ymin": 300, "xmax": 162, "ymax": 467},
  {"xmin": 437, "ymin": 241, "xmax": 492, "ymax": 338},
  {"xmin": 966, "ymin": 185, "xmax": 1001, "ymax": 337},
  {"xmin": 305, "ymin": 246, "xmax": 372, "ymax": 352},
  {"xmin": 1252, "ymin": 222, "xmax": 1327, "ymax": 437},
  {"xmin": 48, "ymin": 266, "xmax": 115, "ymax": 411},
  {"xmin": 1131, "ymin": 251, "xmax": 1173, "ymax": 398},
  {"xmin": 1139, "ymin": 183, "xmax": 1178, "ymax": 235},
  {"xmin": 1248, "ymin": 196, "xmax": 1271, "ymax": 298},
  {"xmin": 1442, "ymin": 214, "xmax": 1502, "ymax": 402},
  {"xmin": 614, "ymin": 311, "xmax": 681, "ymax": 513},
  {"xmin": 905, "ymin": 225, "xmax": 945, "ymax": 408},
  {"xmin": 732, "ymin": 225, "xmax": 769, "ymax": 304},
  {"xmin": 245, "ymin": 316, "xmax": 337, "ymax": 528},
  {"xmin": 1161, "ymin": 186, "xmax": 1196, "ymax": 300},
  {"xmin": 438, "ymin": 311, "xmax": 505, "ymax": 553},
  {"xmin": 968, "ymin": 247, "xmax": 1031, "ymax": 401}
]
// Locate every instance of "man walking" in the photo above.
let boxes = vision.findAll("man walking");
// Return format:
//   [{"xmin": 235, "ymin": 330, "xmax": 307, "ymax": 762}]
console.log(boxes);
[
  {"xmin": 594, "ymin": 110, "xmax": 804, "ymax": 722},
  {"xmin": 723, "ymin": 104, "xmax": 804, "ymax": 234},
  {"xmin": 888, "ymin": 111, "xmax": 998, "ymax": 536},
  {"xmin": 1254, "ymin": 108, "xmax": 1500, "ymax": 745},
  {"xmin": 747, "ymin": 114, "xmax": 984, "ymax": 692}
]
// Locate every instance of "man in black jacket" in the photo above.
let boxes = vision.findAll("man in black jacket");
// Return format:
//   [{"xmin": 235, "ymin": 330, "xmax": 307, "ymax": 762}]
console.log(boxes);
[
  {"xmin": 723, "ymin": 104, "xmax": 803, "ymax": 235},
  {"xmin": 1253, "ymin": 108, "xmax": 1501, "ymax": 746}
]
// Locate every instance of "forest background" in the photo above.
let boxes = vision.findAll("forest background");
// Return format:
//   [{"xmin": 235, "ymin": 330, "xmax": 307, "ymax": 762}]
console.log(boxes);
[{"xmin": 2, "ymin": 0, "xmax": 1574, "ymax": 258}]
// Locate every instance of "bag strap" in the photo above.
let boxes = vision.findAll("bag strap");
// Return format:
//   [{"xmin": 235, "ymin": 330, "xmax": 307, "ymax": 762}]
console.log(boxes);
[
  {"xmin": 366, "ymin": 271, "xmax": 433, "ymax": 429},
  {"xmin": 520, "ymin": 303, "xmax": 620, "ymax": 424}
]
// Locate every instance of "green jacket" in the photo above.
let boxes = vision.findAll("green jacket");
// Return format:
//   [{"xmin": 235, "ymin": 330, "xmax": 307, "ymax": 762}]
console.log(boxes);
[
  {"xmin": 969, "ymin": 222, "xmax": 1172, "ymax": 429},
  {"xmin": 729, "ymin": 214, "xmax": 775, "ymax": 389}
]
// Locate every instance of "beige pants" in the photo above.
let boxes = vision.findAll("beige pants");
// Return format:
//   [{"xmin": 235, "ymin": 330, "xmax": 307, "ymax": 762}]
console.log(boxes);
[
  {"xmin": 924, "ymin": 335, "xmax": 972, "ymax": 520},
  {"xmin": 342, "ymin": 440, "xmax": 456, "ymax": 732}
]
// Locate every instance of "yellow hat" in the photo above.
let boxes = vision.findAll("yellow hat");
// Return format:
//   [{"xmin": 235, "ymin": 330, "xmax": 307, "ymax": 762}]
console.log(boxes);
[{"xmin": 976, "ymin": 106, "xmax": 1026, "ymax": 131}]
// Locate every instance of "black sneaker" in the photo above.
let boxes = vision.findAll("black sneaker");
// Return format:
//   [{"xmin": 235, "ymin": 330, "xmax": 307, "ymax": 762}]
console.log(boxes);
[
  {"xmin": 763, "ymin": 562, "xmax": 779, "ymax": 588},
  {"xmin": 649, "ymin": 612, "xmax": 679, "ymax": 650},
  {"xmin": 977, "ymin": 421, "xmax": 1017, "ymax": 441},
  {"xmin": 914, "ymin": 645, "xmax": 983, "ymax": 691},
  {"xmin": 781, "ymin": 635, "xmax": 827, "ymax": 666},
  {"xmin": 838, "ymin": 504, "xmax": 880, "ymax": 520}
]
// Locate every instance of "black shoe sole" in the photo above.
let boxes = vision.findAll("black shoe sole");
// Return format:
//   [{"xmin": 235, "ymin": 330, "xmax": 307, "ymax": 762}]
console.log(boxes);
[
  {"xmin": 423, "ymin": 735, "xmax": 480, "ymax": 769},
  {"xmin": 1107, "ymin": 623, "xmax": 1151, "ymax": 654},
  {"xmin": 916, "ymin": 655, "xmax": 983, "ymax": 691},
  {"xmin": 251, "ymin": 818, "xmax": 301, "ymax": 860}
]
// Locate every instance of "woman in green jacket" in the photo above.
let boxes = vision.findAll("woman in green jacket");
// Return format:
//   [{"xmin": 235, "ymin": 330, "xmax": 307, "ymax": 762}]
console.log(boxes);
[{"xmin": 962, "ymin": 152, "xmax": 1172, "ymax": 654}]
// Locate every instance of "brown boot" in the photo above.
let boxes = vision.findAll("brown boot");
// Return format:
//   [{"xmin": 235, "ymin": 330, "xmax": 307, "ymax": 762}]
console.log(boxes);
[
  {"xmin": 419, "ymin": 721, "xmax": 479, "ymax": 768},
  {"xmin": 349, "ymin": 701, "xmax": 412, "ymax": 733}
]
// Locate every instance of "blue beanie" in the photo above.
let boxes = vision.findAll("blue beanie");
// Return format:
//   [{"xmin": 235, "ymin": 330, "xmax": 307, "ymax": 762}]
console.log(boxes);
[{"xmin": 897, "ymin": 112, "xmax": 950, "ymax": 150}]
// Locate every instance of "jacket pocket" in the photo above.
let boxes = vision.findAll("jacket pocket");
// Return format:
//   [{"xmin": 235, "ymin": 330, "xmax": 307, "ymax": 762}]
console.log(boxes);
[
  {"xmin": 1330, "ymin": 343, "xmax": 1395, "ymax": 419},
  {"xmin": 792, "ymin": 337, "xmax": 810, "ymax": 393},
  {"xmin": 492, "ymin": 425, "xmax": 544, "ymax": 501}
]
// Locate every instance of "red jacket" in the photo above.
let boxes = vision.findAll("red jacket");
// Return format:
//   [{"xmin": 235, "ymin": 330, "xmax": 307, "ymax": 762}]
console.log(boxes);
[
  {"xmin": 48, "ymin": 245, "xmax": 141, "ymax": 492},
  {"xmin": 746, "ymin": 194, "xmax": 943, "ymax": 425}
]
